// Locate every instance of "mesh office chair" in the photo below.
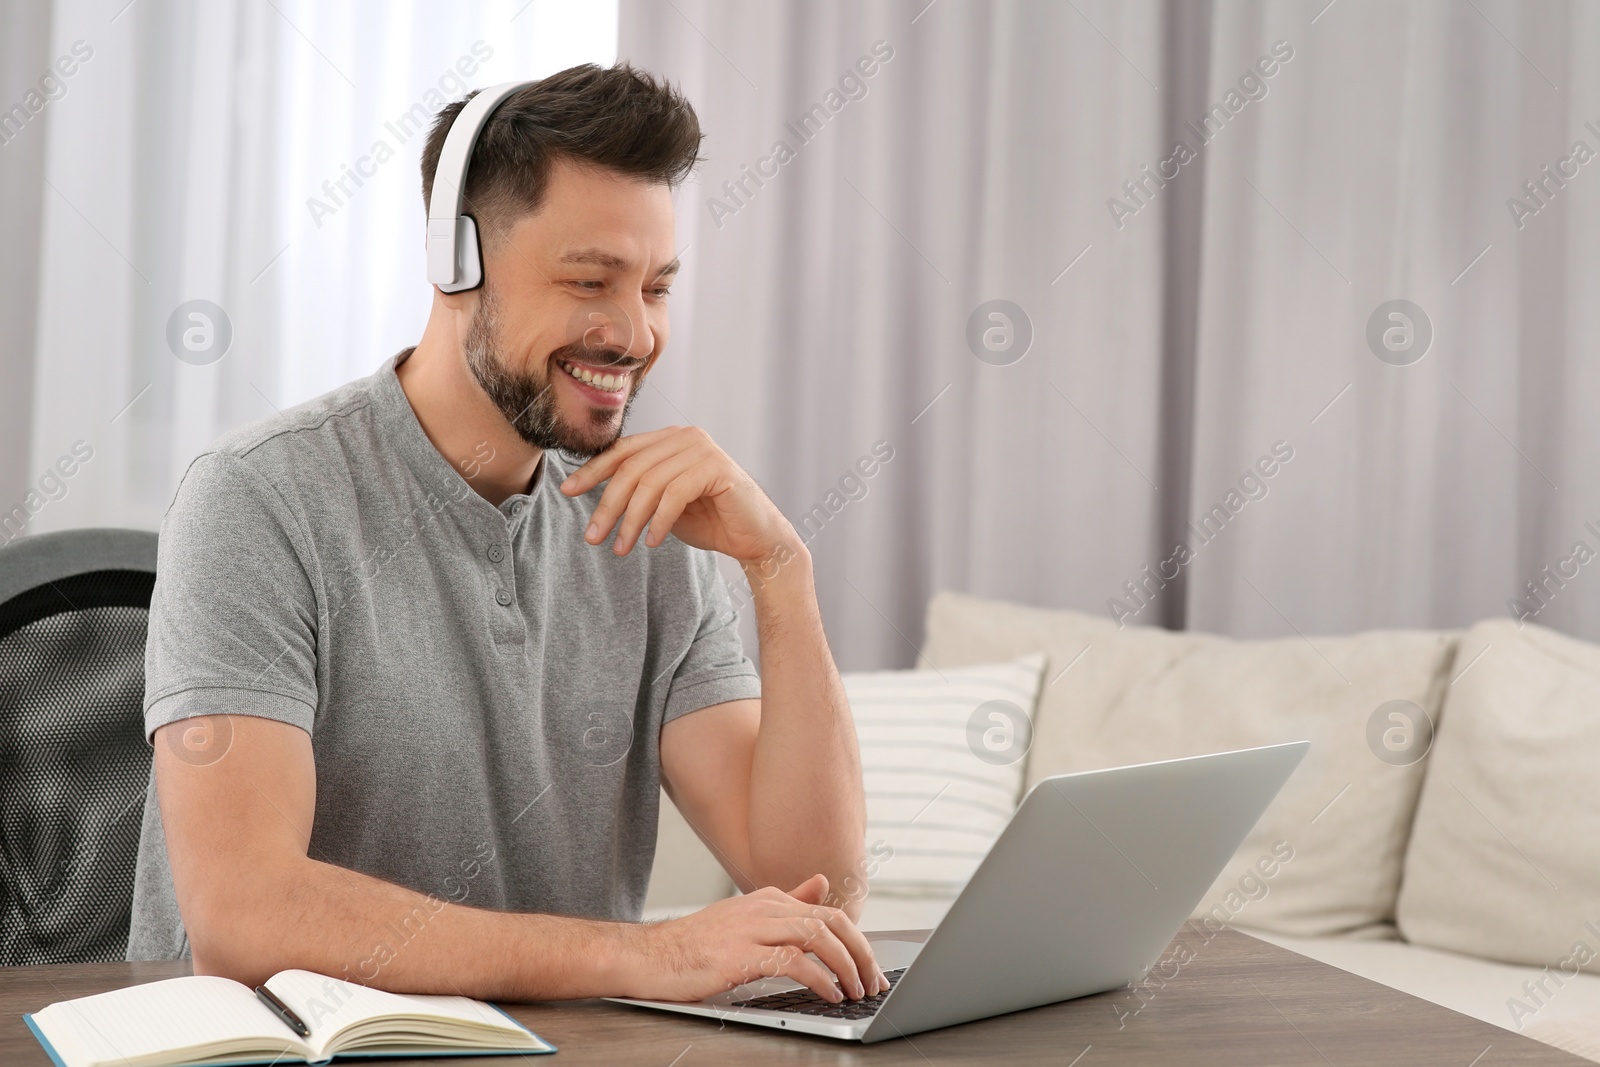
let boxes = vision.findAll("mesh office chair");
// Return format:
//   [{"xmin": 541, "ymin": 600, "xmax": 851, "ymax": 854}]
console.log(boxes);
[{"xmin": 0, "ymin": 528, "xmax": 158, "ymax": 964}]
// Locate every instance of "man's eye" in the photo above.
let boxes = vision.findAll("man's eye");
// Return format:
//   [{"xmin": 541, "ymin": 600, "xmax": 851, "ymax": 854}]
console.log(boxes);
[
  {"xmin": 574, "ymin": 281, "xmax": 605, "ymax": 291},
  {"xmin": 650, "ymin": 287, "xmax": 672, "ymax": 299}
]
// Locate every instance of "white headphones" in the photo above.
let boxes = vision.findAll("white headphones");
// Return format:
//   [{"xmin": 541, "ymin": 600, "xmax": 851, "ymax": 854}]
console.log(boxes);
[{"xmin": 426, "ymin": 80, "xmax": 536, "ymax": 294}]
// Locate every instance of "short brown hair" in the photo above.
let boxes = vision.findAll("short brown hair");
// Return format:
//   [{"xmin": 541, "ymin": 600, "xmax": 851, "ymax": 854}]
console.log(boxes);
[{"xmin": 420, "ymin": 63, "xmax": 703, "ymax": 248}]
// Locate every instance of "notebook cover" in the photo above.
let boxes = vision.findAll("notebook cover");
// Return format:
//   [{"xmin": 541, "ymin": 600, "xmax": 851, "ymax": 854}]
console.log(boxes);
[{"xmin": 24, "ymin": 1006, "xmax": 555, "ymax": 1067}]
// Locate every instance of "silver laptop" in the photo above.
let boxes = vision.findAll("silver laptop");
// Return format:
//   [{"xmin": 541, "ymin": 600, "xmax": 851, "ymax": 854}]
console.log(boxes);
[{"xmin": 609, "ymin": 740, "xmax": 1308, "ymax": 1043}]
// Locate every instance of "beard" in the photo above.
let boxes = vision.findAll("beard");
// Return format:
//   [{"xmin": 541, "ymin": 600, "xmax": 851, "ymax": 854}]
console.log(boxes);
[{"xmin": 463, "ymin": 283, "xmax": 642, "ymax": 461}]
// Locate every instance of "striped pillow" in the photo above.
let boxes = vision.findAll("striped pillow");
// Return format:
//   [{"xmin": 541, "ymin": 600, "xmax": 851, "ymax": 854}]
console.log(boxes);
[{"xmin": 845, "ymin": 652, "xmax": 1047, "ymax": 897}]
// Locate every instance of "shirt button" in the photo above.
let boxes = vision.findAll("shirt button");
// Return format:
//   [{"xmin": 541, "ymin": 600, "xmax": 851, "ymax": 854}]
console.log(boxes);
[
  {"xmin": 495, "ymin": 589, "xmax": 513, "ymax": 607},
  {"xmin": 487, "ymin": 544, "xmax": 504, "ymax": 562},
  {"xmin": 510, "ymin": 501, "xmax": 523, "ymax": 515}
]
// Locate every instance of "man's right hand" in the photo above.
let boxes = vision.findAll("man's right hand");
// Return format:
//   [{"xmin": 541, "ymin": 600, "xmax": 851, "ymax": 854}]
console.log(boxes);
[{"xmin": 621, "ymin": 873, "xmax": 888, "ymax": 1004}]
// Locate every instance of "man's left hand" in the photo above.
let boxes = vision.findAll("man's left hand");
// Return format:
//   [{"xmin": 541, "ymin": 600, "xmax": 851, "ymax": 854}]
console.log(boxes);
[{"xmin": 558, "ymin": 426, "xmax": 799, "ymax": 564}]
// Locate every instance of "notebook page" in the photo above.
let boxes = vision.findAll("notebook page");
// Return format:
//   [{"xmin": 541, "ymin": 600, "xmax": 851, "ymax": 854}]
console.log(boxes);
[
  {"xmin": 31, "ymin": 976, "xmax": 307, "ymax": 1067},
  {"xmin": 265, "ymin": 971, "xmax": 543, "ymax": 1054}
]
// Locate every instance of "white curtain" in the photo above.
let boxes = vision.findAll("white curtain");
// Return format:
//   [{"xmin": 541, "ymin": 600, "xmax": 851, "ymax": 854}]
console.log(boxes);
[
  {"xmin": 14, "ymin": 0, "xmax": 617, "ymax": 532},
  {"xmin": 621, "ymin": 0, "xmax": 1600, "ymax": 663}
]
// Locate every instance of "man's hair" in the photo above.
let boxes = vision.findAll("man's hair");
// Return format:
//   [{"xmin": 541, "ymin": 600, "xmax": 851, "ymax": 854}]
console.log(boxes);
[{"xmin": 420, "ymin": 63, "xmax": 703, "ymax": 248}]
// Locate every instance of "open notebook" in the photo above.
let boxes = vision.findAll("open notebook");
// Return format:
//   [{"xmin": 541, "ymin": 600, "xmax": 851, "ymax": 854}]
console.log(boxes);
[{"xmin": 25, "ymin": 969, "xmax": 555, "ymax": 1067}]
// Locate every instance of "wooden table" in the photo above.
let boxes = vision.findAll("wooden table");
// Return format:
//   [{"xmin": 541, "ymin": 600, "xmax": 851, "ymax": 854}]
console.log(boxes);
[{"xmin": 3, "ymin": 926, "xmax": 1586, "ymax": 1065}]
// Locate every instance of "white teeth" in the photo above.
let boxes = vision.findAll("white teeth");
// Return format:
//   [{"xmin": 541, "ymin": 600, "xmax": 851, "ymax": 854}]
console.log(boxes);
[{"xmin": 562, "ymin": 361, "xmax": 626, "ymax": 392}]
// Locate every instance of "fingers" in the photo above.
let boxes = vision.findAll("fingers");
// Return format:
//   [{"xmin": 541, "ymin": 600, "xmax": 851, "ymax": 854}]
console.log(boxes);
[
  {"xmin": 681, "ymin": 884, "xmax": 886, "ymax": 1004},
  {"xmin": 580, "ymin": 436, "xmax": 697, "ymax": 546},
  {"xmin": 785, "ymin": 873, "xmax": 829, "ymax": 904},
  {"xmin": 815, "ymin": 904, "xmax": 887, "ymax": 996},
  {"xmin": 639, "ymin": 477, "xmax": 701, "ymax": 549},
  {"xmin": 765, "ymin": 944, "xmax": 847, "ymax": 1004},
  {"xmin": 779, "ymin": 913, "xmax": 866, "ymax": 1000},
  {"xmin": 558, "ymin": 426, "xmax": 683, "ymax": 496},
  {"xmin": 773, "ymin": 876, "xmax": 884, "ymax": 995},
  {"xmin": 612, "ymin": 453, "xmax": 705, "ymax": 555}
]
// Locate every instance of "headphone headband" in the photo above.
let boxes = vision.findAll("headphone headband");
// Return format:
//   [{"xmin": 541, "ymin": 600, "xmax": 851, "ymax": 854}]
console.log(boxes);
[{"xmin": 426, "ymin": 80, "xmax": 536, "ymax": 293}]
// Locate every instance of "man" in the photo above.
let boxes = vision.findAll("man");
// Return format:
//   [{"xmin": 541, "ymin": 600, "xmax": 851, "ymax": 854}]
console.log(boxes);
[{"xmin": 126, "ymin": 63, "xmax": 885, "ymax": 1007}]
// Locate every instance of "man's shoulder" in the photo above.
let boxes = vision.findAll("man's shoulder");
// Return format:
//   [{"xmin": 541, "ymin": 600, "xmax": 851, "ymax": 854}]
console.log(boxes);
[
  {"xmin": 167, "ymin": 368, "xmax": 387, "ymax": 525},
  {"xmin": 208, "ymin": 371, "xmax": 380, "ymax": 470}
]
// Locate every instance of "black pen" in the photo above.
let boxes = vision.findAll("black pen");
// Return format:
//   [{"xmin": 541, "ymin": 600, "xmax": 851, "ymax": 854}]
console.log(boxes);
[{"xmin": 254, "ymin": 985, "xmax": 311, "ymax": 1038}]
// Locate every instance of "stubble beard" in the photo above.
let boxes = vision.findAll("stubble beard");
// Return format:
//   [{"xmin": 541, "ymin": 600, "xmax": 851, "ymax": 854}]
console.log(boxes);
[{"xmin": 463, "ymin": 283, "xmax": 642, "ymax": 462}]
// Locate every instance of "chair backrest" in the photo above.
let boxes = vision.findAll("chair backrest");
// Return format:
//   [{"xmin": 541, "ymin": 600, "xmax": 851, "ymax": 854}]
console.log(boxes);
[{"xmin": 0, "ymin": 528, "xmax": 157, "ymax": 965}]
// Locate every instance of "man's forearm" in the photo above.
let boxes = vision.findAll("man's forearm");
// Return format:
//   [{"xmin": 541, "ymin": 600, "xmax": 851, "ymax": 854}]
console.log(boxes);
[
  {"xmin": 186, "ymin": 853, "xmax": 649, "ymax": 1000},
  {"xmin": 740, "ymin": 541, "xmax": 869, "ymax": 915}
]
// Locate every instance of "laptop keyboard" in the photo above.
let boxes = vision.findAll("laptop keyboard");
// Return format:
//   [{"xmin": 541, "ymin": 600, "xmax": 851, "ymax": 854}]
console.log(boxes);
[{"xmin": 729, "ymin": 968, "xmax": 907, "ymax": 1020}]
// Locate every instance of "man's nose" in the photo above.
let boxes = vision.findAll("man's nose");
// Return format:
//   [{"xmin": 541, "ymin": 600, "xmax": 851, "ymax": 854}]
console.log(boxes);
[{"xmin": 572, "ymin": 297, "xmax": 653, "ymax": 363}]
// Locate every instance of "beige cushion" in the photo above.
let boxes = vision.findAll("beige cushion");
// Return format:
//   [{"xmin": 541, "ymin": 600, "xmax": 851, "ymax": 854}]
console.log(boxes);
[
  {"xmin": 646, "ymin": 653, "xmax": 1047, "ymax": 913},
  {"xmin": 858, "ymin": 893, "xmax": 957, "ymax": 933},
  {"xmin": 919, "ymin": 590, "xmax": 1459, "ymax": 937},
  {"xmin": 1398, "ymin": 619, "xmax": 1600, "ymax": 974},
  {"xmin": 846, "ymin": 652, "xmax": 1047, "ymax": 896}
]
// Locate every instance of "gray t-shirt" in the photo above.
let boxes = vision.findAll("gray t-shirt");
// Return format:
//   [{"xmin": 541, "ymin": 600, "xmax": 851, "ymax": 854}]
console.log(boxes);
[{"xmin": 126, "ymin": 349, "xmax": 761, "ymax": 961}]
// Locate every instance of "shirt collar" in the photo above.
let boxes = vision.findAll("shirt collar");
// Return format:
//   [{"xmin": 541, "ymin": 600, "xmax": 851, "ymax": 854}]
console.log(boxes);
[{"xmin": 373, "ymin": 347, "xmax": 567, "ymax": 524}]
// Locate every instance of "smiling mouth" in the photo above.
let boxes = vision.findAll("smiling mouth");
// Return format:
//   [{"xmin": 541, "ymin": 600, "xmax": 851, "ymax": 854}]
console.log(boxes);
[{"xmin": 557, "ymin": 359, "xmax": 632, "ymax": 394}]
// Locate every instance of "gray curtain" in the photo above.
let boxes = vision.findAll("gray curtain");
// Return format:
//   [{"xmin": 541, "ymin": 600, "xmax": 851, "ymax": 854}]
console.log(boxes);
[{"xmin": 620, "ymin": 0, "xmax": 1600, "ymax": 667}]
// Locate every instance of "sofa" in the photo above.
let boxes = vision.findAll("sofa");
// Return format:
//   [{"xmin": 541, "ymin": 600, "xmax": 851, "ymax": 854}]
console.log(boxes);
[{"xmin": 643, "ymin": 590, "xmax": 1600, "ymax": 1062}]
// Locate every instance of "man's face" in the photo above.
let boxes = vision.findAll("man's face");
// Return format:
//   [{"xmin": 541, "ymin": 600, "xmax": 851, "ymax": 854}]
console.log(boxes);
[{"xmin": 463, "ymin": 158, "xmax": 677, "ymax": 460}]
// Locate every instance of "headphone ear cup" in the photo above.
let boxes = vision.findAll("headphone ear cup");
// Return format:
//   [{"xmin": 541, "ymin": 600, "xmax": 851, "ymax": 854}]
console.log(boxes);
[{"xmin": 437, "ymin": 215, "xmax": 484, "ymax": 293}]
